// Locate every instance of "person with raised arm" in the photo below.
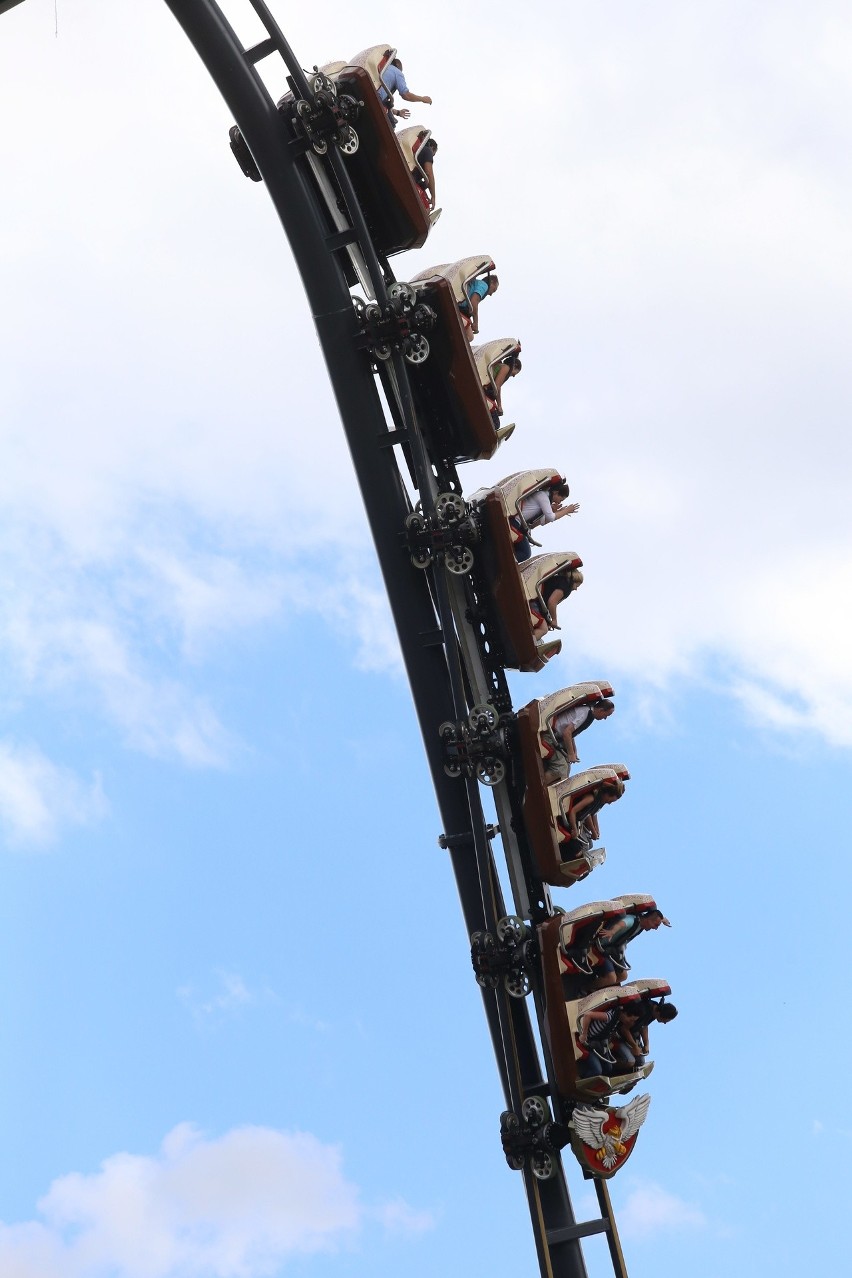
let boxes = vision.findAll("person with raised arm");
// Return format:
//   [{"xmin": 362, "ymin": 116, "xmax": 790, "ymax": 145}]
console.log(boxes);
[{"xmin": 380, "ymin": 57, "xmax": 433, "ymax": 127}]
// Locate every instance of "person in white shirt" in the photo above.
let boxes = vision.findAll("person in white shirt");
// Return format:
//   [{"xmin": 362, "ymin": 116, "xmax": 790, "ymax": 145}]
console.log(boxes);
[
  {"xmin": 512, "ymin": 480, "xmax": 579, "ymax": 562},
  {"xmin": 543, "ymin": 699, "xmax": 615, "ymax": 783}
]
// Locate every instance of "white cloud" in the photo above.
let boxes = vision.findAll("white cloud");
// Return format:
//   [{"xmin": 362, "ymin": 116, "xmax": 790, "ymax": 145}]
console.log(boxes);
[
  {"xmin": 323, "ymin": 577, "xmax": 404, "ymax": 677},
  {"xmin": 373, "ymin": 1197, "xmax": 436, "ymax": 1235},
  {"xmin": 177, "ymin": 971, "xmax": 269, "ymax": 1021},
  {"xmin": 0, "ymin": 529, "xmax": 240, "ymax": 769},
  {"xmin": 0, "ymin": 740, "xmax": 106, "ymax": 849},
  {"xmin": 618, "ymin": 1179, "xmax": 707, "ymax": 1240},
  {"xmin": 0, "ymin": 1124, "xmax": 377, "ymax": 1278}
]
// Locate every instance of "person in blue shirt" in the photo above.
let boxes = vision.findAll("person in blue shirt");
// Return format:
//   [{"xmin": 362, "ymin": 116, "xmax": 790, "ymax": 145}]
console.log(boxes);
[
  {"xmin": 380, "ymin": 58, "xmax": 433, "ymax": 128},
  {"xmin": 465, "ymin": 275, "xmax": 499, "ymax": 335}
]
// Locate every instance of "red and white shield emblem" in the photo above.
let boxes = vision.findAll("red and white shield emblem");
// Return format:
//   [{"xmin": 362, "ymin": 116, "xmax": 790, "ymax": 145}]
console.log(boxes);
[{"xmin": 569, "ymin": 1094, "xmax": 651, "ymax": 1178}]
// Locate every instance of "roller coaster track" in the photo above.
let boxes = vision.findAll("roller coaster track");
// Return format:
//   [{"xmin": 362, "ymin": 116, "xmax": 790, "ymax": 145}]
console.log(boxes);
[{"xmin": 3, "ymin": 2, "xmax": 631, "ymax": 1273}]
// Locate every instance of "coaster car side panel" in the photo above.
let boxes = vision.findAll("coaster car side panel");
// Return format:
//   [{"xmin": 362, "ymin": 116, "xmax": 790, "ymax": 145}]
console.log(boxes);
[
  {"xmin": 539, "ymin": 914, "xmax": 582, "ymax": 1099},
  {"xmin": 406, "ymin": 277, "xmax": 499, "ymax": 462},
  {"xmin": 516, "ymin": 710, "xmax": 606, "ymax": 885},
  {"xmin": 331, "ymin": 66, "xmax": 432, "ymax": 255},
  {"xmin": 517, "ymin": 705, "xmax": 562, "ymax": 882},
  {"xmin": 478, "ymin": 496, "xmax": 551, "ymax": 672}
]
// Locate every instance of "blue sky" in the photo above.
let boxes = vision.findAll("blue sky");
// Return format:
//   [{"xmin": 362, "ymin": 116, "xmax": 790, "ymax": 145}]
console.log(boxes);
[{"xmin": 1, "ymin": 2, "xmax": 851, "ymax": 1276}]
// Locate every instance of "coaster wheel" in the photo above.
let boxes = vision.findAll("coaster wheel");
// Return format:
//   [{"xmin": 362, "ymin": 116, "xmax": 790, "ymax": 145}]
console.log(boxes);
[
  {"xmin": 521, "ymin": 1096, "xmax": 549, "ymax": 1129},
  {"xmin": 530, "ymin": 1150, "xmax": 555, "ymax": 1181},
  {"xmin": 504, "ymin": 968, "xmax": 531, "ymax": 999},
  {"xmin": 337, "ymin": 125, "xmax": 358, "ymax": 155},
  {"xmin": 446, "ymin": 547, "xmax": 474, "ymax": 576},
  {"xmin": 468, "ymin": 702, "xmax": 497, "ymax": 732},
  {"xmin": 404, "ymin": 334, "xmax": 430, "ymax": 364},
  {"xmin": 496, "ymin": 915, "xmax": 528, "ymax": 945}
]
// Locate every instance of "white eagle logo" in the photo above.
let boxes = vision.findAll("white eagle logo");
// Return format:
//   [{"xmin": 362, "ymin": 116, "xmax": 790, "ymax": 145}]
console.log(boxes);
[{"xmin": 571, "ymin": 1094, "xmax": 651, "ymax": 1170}]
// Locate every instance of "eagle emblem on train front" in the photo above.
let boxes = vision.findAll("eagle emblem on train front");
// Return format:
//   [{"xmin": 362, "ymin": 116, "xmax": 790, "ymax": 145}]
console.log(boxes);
[{"xmin": 569, "ymin": 1094, "xmax": 651, "ymax": 1178}]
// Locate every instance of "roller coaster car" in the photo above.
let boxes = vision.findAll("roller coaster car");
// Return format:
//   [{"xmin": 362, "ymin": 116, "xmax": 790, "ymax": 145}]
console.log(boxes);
[
  {"xmin": 411, "ymin": 254, "xmax": 496, "ymax": 339},
  {"xmin": 537, "ymin": 950, "xmax": 670, "ymax": 1101},
  {"xmin": 229, "ymin": 45, "xmax": 434, "ymax": 259},
  {"xmin": 516, "ymin": 681, "xmax": 615, "ymax": 775},
  {"xmin": 404, "ymin": 272, "xmax": 513, "ymax": 463},
  {"xmin": 518, "ymin": 760, "xmax": 629, "ymax": 886},
  {"xmin": 332, "ymin": 47, "xmax": 435, "ymax": 256}
]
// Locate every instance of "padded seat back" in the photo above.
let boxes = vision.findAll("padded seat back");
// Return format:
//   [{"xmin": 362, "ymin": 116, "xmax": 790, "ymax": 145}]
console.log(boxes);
[
  {"xmin": 411, "ymin": 255, "xmax": 495, "ymax": 304},
  {"xmin": 397, "ymin": 126, "xmax": 432, "ymax": 181},
  {"xmin": 496, "ymin": 469, "xmax": 563, "ymax": 520},
  {"xmin": 549, "ymin": 766, "xmax": 625, "ymax": 828},
  {"xmin": 345, "ymin": 44, "xmax": 396, "ymax": 91},
  {"xmin": 473, "ymin": 338, "xmax": 521, "ymax": 393},
  {"xmin": 519, "ymin": 551, "xmax": 583, "ymax": 610}
]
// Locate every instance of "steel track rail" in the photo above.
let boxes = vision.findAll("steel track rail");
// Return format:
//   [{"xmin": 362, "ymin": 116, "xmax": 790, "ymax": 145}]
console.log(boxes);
[{"xmin": 158, "ymin": 4, "xmax": 625, "ymax": 1274}]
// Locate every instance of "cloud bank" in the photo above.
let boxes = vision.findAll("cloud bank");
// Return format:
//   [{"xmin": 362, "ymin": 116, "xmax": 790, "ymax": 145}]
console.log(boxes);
[{"xmin": 0, "ymin": 1123, "xmax": 430, "ymax": 1278}]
